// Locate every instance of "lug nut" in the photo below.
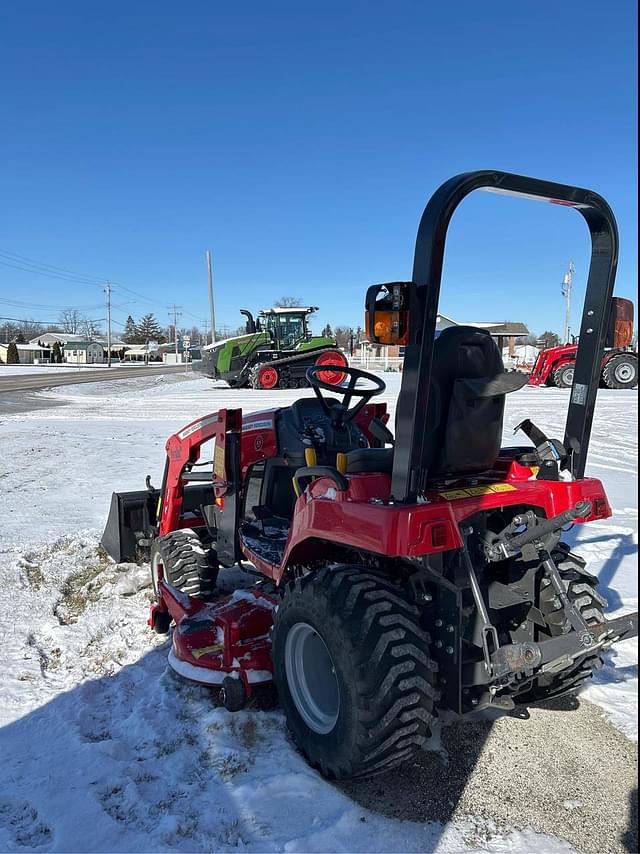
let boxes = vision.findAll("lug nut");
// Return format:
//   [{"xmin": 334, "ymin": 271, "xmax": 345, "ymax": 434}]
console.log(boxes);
[
  {"xmin": 446, "ymin": 625, "xmax": 455, "ymax": 633},
  {"xmin": 420, "ymin": 592, "xmax": 433, "ymax": 602},
  {"xmin": 435, "ymin": 619, "xmax": 443, "ymax": 627},
  {"xmin": 435, "ymin": 640, "xmax": 443, "ymax": 649},
  {"xmin": 445, "ymin": 646, "xmax": 454, "ymax": 655}
]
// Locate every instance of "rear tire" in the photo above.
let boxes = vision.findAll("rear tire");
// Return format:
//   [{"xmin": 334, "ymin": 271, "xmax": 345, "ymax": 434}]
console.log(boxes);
[
  {"xmin": 516, "ymin": 548, "xmax": 607, "ymax": 704},
  {"xmin": 272, "ymin": 567, "xmax": 437, "ymax": 779},
  {"xmin": 602, "ymin": 354, "xmax": 638, "ymax": 389},
  {"xmin": 553, "ymin": 363, "xmax": 575, "ymax": 389},
  {"xmin": 150, "ymin": 529, "xmax": 218, "ymax": 601}
]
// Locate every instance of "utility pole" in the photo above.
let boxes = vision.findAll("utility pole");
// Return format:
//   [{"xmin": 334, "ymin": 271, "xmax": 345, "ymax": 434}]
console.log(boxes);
[
  {"xmin": 168, "ymin": 304, "xmax": 182, "ymax": 360},
  {"xmin": 561, "ymin": 261, "xmax": 575, "ymax": 344},
  {"xmin": 200, "ymin": 320, "xmax": 210, "ymax": 346},
  {"xmin": 206, "ymin": 251, "xmax": 216, "ymax": 344},
  {"xmin": 104, "ymin": 282, "xmax": 113, "ymax": 367}
]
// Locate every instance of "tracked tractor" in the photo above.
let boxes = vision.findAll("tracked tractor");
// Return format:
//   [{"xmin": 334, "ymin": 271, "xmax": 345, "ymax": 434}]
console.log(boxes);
[
  {"xmin": 196, "ymin": 305, "xmax": 347, "ymax": 389},
  {"xmin": 103, "ymin": 171, "xmax": 638, "ymax": 780}
]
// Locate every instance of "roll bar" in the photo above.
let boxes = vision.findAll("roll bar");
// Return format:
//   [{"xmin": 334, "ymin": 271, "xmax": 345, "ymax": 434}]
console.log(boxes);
[{"xmin": 392, "ymin": 170, "xmax": 619, "ymax": 503}]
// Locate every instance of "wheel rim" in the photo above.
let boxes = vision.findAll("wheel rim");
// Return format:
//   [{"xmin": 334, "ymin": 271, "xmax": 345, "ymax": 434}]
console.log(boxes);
[
  {"xmin": 258, "ymin": 366, "xmax": 279, "ymax": 389},
  {"xmin": 563, "ymin": 368, "xmax": 574, "ymax": 386},
  {"xmin": 315, "ymin": 351, "xmax": 348, "ymax": 386},
  {"xmin": 284, "ymin": 622, "xmax": 340, "ymax": 734},
  {"xmin": 614, "ymin": 362, "xmax": 634, "ymax": 383}
]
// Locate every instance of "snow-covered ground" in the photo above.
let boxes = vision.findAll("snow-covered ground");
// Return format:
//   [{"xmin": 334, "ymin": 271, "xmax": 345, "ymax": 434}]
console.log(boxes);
[
  {"xmin": 0, "ymin": 373, "xmax": 636, "ymax": 852},
  {"xmin": 0, "ymin": 364, "xmax": 115, "ymax": 375},
  {"xmin": 0, "ymin": 363, "xmax": 174, "ymax": 376}
]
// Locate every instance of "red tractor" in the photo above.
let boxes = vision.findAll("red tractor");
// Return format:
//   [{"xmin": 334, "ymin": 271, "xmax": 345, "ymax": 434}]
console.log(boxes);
[
  {"xmin": 103, "ymin": 171, "xmax": 637, "ymax": 780},
  {"xmin": 528, "ymin": 300, "xmax": 637, "ymax": 389}
]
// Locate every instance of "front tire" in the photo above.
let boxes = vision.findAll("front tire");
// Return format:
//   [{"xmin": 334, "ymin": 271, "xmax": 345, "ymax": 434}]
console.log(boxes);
[
  {"xmin": 150, "ymin": 529, "xmax": 218, "ymax": 601},
  {"xmin": 553, "ymin": 363, "xmax": 575, "ymax": 388},
  {"xmin": 272, "ymin": 567, "xmax": 437, "ymax": 779},
  {"xmin": 602, "ymin": 354, "xmax": 638, "ymax": 389}
]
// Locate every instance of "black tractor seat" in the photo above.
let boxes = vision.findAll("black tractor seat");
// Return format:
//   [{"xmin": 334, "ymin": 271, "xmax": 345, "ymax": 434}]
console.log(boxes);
[
  {"xmin": 344, "ymin": 326, "xmax": 528, "ymax": 481},
  {"xmin": 345, "ymin": 447, "xmax": 393, "ymax": 474}
]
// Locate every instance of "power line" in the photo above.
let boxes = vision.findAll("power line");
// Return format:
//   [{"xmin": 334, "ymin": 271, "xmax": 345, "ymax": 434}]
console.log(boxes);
[
  {"xmin": 0, "ymin": 297, "xmax": 104, "ymax": 312},
  {"xmin": 0, "ymin": 248, "xmax": 208, "ymax": 327},
  {"xmin": 0, "ymin": 248, "xmax": 107, "ymax": 282},
  {"xmin": 0, "ymin": 256, "xmax": 104, "ymax": 285},
  {"xmin": 0, "ymin": 314, "xmax": 106, "ymax": 326}
]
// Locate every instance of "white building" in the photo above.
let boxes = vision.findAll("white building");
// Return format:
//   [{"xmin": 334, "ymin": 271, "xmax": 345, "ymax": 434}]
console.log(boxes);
[
  {"xmin": 0, "ymin": 343, "xmax": 52, "ymax": 364},
  {"xmin": 29, "ymin": 332, "xmax": 84, "ymax": 346},
  {"xmin": 63, "ymin": 341, "xmax": 104, "ymax": 364}
]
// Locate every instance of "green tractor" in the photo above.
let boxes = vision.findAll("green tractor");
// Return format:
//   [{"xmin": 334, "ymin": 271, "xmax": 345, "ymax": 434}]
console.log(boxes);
[{"xmin": 196, "ymin": 306, "xmax": 348, "ymax": 389}]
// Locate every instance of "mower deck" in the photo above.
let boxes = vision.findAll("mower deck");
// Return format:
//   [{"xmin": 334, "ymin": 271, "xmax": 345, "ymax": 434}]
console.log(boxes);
[{"xmin": 151, "ymin": 582, "xmax": 277, "ymax": 692}]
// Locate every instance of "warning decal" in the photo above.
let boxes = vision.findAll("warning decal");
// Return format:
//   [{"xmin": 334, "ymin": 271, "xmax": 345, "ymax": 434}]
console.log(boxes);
[
  {"xmin": 214, "ymin": 445, "xmax": 226, "ymax": 480},
  {"xmin": 437, "ymin": 484, "xmax": 518, "ymax": 500}
]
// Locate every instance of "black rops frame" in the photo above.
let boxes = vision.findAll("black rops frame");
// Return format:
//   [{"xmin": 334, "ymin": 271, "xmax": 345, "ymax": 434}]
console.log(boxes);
[{"xmin": 392, "ymin": 170, "xmax": 619, "ymax": 503}]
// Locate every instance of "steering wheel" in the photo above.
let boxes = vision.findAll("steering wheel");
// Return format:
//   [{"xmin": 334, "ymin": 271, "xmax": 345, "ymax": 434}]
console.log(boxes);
[{"xmin": 306, "ymin": 364, "xmax": 386, "ymax": 427}]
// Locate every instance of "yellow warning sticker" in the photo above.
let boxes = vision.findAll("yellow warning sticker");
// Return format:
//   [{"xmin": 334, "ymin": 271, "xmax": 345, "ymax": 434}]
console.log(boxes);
[
  {"xmin": 191, "ymin": 643, "xmax": 223, "ymax": 660},
  {"xmin": 214, "ymin": 445, "xmax": 226, "ymax": 480},
  {"xmin": 437, "ymin": 484, "xmax": 518, "ymax": 500},
  {"xmin": 438, "ymin": 489, "xmax": 472, "ymax": 500}
]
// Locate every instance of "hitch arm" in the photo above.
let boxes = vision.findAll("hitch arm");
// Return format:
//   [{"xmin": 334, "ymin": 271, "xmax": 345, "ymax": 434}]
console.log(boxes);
[{"xmin": 489, "ymin": 610, "xmax": 638, "ymax": 680}]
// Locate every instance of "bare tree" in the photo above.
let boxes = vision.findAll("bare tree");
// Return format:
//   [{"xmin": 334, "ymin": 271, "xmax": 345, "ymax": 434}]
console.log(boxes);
[
  {"xmin": 539, "ymin": 330, "xmax": 561, "ymax": 348},
  {"xmin": 17, "ymin": 319, "xmax": 45, "ymax": 342},
  {"xmin": 58, "ymin": 309, "xmax": 83, "ymax": 333},
  {"xmin": 516, "ymin": 333, "xmax": 539, "ymax": 346},
  {"xmin": 80, "ymin": 317, "xmax": 102, "ymax": 340},
  {"xmin": 333, "ymin": 326, "xmax": 352, "ymax": 349},
  {"xmin": 274, "ymin": 296, "xmax": 303, "ymax": 308}
]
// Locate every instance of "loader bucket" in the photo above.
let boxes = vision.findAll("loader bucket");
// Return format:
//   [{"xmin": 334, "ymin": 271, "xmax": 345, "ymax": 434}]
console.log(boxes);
[{"xmin": 101, "ymin": 488, "xmax": 160, "ymax": 563}]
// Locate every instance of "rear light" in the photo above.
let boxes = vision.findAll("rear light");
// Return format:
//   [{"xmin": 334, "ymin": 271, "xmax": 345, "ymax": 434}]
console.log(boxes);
[
  {"xmin": 215, "ymin": 497, "xmax": 224, "ymax": 509},
  {"xmin": 431, "ymin": 524, "xmax": 450, "ymax": 549}
]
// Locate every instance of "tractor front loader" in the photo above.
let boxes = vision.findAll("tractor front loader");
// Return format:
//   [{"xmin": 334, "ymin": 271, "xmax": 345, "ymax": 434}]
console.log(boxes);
[
  {"xmin": 103, "ymin": 170, "xmax": 638, "ymax": 780},
  {"xmin": 528, "ymin": 299, "xmax": 638, "ymax": 389}
]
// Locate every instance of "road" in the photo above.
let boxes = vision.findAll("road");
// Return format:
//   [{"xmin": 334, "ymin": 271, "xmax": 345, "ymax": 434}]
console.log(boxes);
[{"xmin": 0, "ymin": 364, "xmax": 190, "ymax": 394}]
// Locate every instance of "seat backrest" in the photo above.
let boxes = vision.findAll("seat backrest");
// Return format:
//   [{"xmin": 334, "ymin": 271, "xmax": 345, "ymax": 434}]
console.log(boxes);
[{"xmin": 423, "ymin": 326, "xmax": 526, "ymax": 478}]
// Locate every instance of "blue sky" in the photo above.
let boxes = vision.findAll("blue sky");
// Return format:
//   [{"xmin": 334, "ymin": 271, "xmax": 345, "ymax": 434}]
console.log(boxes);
[{"xmin": 0, "ymin": 1, "xmax": 637, "ymax": 338}]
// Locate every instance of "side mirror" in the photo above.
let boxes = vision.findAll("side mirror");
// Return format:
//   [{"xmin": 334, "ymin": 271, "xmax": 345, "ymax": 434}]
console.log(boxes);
[
  {"xmin": 365, "ymin": 282, "xmax": 411, "ymax": 346},
  {"xmin": 605, "ymin": 297, "xmax": 634, "ymax": 349}
]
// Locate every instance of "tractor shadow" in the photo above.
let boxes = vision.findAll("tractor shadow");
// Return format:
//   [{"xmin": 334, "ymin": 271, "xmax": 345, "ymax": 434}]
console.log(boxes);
[
  {"xmin": 0, "ymin": 648, "xmax": 277, "ymax": 852},
  {"xmin": 562, "ymin": 529, "xmax": 636, "ymax": 612},
  {"xmin": 337, "ymin": 694, "xmax": 639, "ymax": 853},
  {"xmin": 623, "ymin": 788, "xmax": 638, "ymax": 853},
  {"xmin": 2, "ymin": 650, "xmax": 637, "ymax": 853}
]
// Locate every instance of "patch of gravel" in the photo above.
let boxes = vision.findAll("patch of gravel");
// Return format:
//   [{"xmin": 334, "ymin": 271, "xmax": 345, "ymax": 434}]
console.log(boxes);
[{"xmin": 339, "ymin": 696, "xmax": 637, "ymax": 854}]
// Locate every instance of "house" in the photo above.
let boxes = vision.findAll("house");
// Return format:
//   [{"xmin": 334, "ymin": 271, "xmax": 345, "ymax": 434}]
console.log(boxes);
[
  {"xmin": 30, "ymin": 332, "xmax": 130, "ymax": 361},
  {"xmin": 0, "ymin": 343, "xmax": 52, "ymax": 364},
  {"xmin": 123, "ymin": 346, "xmax": 162, "ymax": 362},
  {"xmin": 62, "ymin": 341, "xmax": 104, "ymax": 364},
  {"xmin": 30, "ymin": 332, "xmax": 85, "ymax": 346},
  {"xmin": 436, "ymin": 314, "xmax": 529, "ymax": 358},
  {"xmin": 358, "ymin": 313, "xmax": 530, "ymax": 367}
]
